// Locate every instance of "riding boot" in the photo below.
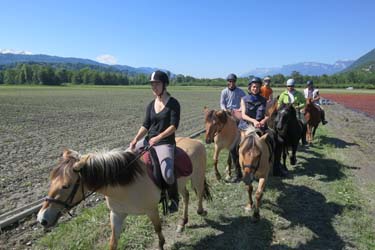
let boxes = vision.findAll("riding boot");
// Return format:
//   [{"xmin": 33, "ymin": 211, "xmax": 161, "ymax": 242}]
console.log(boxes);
[
  {"xmin": 167, "ymin": 180, "xmax": 179, "ymax": 213},
  {"xmin": 321, "ymin": 110, "xmax": 328, "ymax": 125}
]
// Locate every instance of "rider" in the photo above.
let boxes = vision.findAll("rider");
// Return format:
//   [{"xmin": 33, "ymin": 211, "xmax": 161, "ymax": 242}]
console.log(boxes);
[
  {"xmin": 260, "ymin": 76, "xmax": 273, "ymax": 102},
  {"xmin": 220, "ymin": 73, "xmax": 246, "ymax": 120},
  {"xmin": 130, "ymin": 70, "xmax": 181, "ymax": 213},
  {"xmin": 304, "ymin": 80, "xmax": 328, "ymax": 125},
  {"xmin": 278, "ymin": 78, "xmax": 308, "ymax": 145},
  {"xmin": 238, "ymin": 77, "xmax": 268, "ymax": 133}
]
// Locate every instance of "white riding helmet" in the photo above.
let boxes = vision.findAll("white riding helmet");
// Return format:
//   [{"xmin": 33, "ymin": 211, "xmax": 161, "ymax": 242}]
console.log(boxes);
[{"xmin": 286, "ymin": 78, "xmax": 295, "ymax": 86}]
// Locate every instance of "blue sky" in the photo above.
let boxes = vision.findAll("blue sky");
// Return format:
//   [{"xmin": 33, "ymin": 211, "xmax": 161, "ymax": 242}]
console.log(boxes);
[{"xmin": 1, "ymin": 0, "xmax": 374, "ymax": 78}]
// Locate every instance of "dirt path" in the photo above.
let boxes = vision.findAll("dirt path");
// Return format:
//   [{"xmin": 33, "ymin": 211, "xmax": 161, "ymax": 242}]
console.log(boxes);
[{"xmin": 1, "ymin": 101, "xmax": 374, "ymax": 250}]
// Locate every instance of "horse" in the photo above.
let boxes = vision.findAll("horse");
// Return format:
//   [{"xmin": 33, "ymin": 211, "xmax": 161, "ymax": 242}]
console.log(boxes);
[
  {"xmin": 268, "ymin": 103, "xmax": 303, "ymax": 175},
  {"xmin": 204, "ymin": 107, "xmax": 242, "ymax": 181},
  {"xmin": 304, "ymin": 97, "xmax": 321, "ymax": 144},
  {"xmin": 37, "ymin": 137, "xmax": 211, "ymax": 250},
  {"xmin": 238, "ymin": 127, "xmax": 273, "ymax": 221}
]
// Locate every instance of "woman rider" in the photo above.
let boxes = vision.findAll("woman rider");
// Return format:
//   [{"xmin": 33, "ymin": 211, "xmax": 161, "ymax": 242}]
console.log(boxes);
[
  {"xmin": 238, "ymin": 77, "xmax": 269, "ymax": 135},
  {"xmin": 130, "ymin": 70, "xmax": 181, "ymax": 213}
]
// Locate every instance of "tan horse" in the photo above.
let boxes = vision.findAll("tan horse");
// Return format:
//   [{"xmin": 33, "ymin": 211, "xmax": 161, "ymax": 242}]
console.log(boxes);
[
  {"xmin": 204, "ymin": 107, "xmax": 241, "ymax": 181},
  {"xmin": 37, "ymin": 137, "xmax": 210, "ymax": 250},
  {"xmin": 239, "ymin": 127, "xmax": 273, "ymax": 221},
  {"xmin": 304, "ymin": 97, "xmax": 321, "ymax": 144}
]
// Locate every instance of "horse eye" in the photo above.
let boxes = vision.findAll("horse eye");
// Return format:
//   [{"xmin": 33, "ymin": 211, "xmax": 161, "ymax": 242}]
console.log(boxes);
[{"xmin": 62, "ymin": 185, "xmax": 70, "ymax": 189}]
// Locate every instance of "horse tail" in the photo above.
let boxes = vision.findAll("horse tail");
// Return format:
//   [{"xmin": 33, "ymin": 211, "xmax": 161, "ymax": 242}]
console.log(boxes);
[{"xmin": 203, "ymin": 178, "xmax": 212, "ymax": 201}]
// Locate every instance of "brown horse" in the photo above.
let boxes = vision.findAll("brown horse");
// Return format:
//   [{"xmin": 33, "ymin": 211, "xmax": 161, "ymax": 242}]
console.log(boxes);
[
  {"xmin": 239, "ymin": 127, "xmax": 273, "ymax": 221},
  {"xmin": 304, "ymin": 98, "xmax": 321, "ymax": 144},
  {"xmin": 37, "ymin": 137, "xmax": 210, "ymax": 250},
  {"xmin": 204, "ymin": 107, "xmax": 242, "ymax": 181}
]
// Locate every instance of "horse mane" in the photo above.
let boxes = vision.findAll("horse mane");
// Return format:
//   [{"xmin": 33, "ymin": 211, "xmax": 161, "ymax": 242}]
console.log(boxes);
[
  {"xmin": 239, "ymin": 130, "xmax": 261, "ymax": 156},
  {"xmin": 51, "ymin": 157, "xmax": 78, "ymax": 184},
  {"xmin": 80, "ymin": 150, "xmax": 144, "ymax": 190}
]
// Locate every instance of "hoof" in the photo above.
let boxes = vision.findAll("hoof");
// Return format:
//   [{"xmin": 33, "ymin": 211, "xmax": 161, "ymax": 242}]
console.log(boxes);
[
  {"xmin": 176, "ymin": 224, "xmax": 184, "ymax": 233},
  {"xmin": 251, "ymin": 211, "xmax": 260, "ymax": 223},
  {"xmin": 290, "ymin": 157, "xmax": 297, "ymax": 165},
  {"xmin": 197, "ymin": 209, "xmax": 207, "ymax": 216},
  {"xmin": 215, "ymin": 172, "xmax": 222, "ymax": 180},
  {"xmin": 244, "ymin": 204, "xmax": 253, "ymax": 212}
]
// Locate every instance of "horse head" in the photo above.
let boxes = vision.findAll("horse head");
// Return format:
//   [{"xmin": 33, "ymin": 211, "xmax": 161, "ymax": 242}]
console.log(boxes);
[
  {"xmin": 37, "ymin": 149, "xmax": 89, "ymax": 228},
  {"xmin": 239, "ymin": 130, "xmax": 269, "ymax": 185},
  {"xmin": 204, "ymin": 108, "xmax": 228, "ymax": 144},
  {"xmin": 275, "ymin": 104, "xmax": 296, "ymax": 131}
]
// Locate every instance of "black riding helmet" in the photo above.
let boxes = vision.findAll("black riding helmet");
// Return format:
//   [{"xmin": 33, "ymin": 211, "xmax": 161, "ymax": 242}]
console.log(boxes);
[
  {"xmin": 149, "ymin": 70, "xmax": 169, "ymax": 86},
  {"xmin": 306, "ymin": 80, "xmax": 313, "ymax": 86},
  {"xmin": 226, "ymin": 73, "xmax": 237, "ymax": 82},
  {"xmin": 248, "ymin": 77, "xmax": 262, "ymax": 86}
]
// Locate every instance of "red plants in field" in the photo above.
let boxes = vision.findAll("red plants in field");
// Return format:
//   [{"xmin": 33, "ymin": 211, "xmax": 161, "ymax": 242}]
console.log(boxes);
[{"xmin": 323, "ymin": 93, "xmax": 375, "ymax": 118}]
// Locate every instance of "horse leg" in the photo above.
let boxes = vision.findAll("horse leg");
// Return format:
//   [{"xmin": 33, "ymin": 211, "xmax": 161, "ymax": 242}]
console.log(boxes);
[
  {"xmin": 230, "ymin": 146, "xmax": 242, "ymax": 182},
  {"xmin": 176, "ymin": 183, "xmax": 189, "ymax": 233},
  {"xmin": 290, "ymin": 144, "xmax": 297, "ymax": 166},
  {"xmin": 225, "ymin": 153, "xmax": 232, "ymax": 181},
  {"xmin": 109, "ymin": 211, "xmax": 127, "ymax": 250},
  {"xmin": 147, "ymin": 207, "xmax": 165, "ymax": 250},
  {"xmin": 213, "ymin": 145, "xmax": 222, "ymax": 180},
  {"xmin": 244, "ymin": 184, "xmax": 254, "ymax": 212},
  {"xmin": 253, "ymin": 178, "xmax": 266, "ymax": 222},
  {"xmin": 282, "ymin": 146, "xmax": 288, "ymax": 169}
]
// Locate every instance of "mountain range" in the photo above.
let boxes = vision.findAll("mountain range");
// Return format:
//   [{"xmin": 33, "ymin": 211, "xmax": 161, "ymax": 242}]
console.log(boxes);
[
  {"xmin": 1, "ymin": 48, "xmax": 375, "ymax": 78},
  {"xmin": 0, "ymin": 51, "xmax": 160, "ymax": 76},
  {"xmin": 241, "ymin": 60, "xmax": 354, "ymax": 78}
]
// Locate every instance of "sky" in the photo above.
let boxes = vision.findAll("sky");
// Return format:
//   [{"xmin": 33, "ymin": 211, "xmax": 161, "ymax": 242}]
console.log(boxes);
[{"xmin": 1, "ymin": 0, "xmax": 374, "ymax": 78}]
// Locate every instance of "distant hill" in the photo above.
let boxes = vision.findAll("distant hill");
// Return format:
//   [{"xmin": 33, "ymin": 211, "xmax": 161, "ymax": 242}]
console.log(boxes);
[
  {"xmin": 0, "ymin": 52, "xmax": 162, "ymax": 76},
  {"xmin": 342, "ymin": 48, "xmax": 375, "ymax": 72},
  {"xmin": 241, "ymin": 60, "xmax": 354, "ymax": 78}
]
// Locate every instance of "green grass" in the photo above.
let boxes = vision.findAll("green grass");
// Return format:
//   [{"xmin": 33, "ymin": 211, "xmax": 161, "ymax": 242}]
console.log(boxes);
[{"xmin": 33, "ymin": 127, "xmax": 375, "ymax": 250}]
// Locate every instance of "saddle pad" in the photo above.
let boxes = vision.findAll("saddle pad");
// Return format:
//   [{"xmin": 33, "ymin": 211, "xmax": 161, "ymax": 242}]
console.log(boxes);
[{"xmin": 142, "ymin": 147, "xmax": 193, "ymax": 181}]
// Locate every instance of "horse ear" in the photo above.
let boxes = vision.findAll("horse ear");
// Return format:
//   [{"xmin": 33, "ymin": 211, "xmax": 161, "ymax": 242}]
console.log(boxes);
[
  {"xmin": 203, "ymin": 106, "xmax": 209, "ymax": 114},
  {"xmin": 73, "ymin": 154, "xmax": 90, "ymax": 172},
  {"xmin": 62, "ymin": 149, "xmax": 80, "ymax": 160}
]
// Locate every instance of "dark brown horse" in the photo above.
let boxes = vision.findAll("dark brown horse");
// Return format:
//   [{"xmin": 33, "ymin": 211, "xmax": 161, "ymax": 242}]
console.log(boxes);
[
  {"xmin": 204, "ymin": 108, "xmax": 242, "ymax": 181},
  {"xmin": 268, "ymin": 103, "xmax": 303, "ymax": 175},
  {"xmin": 304, "ymin": 98, "xmax": 321, "ymax": 144}
]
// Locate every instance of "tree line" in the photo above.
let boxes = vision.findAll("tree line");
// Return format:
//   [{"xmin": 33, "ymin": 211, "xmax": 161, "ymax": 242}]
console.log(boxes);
[{"xmin": 1, "ymin": 63, "xmax": 374, "ymax": 88}]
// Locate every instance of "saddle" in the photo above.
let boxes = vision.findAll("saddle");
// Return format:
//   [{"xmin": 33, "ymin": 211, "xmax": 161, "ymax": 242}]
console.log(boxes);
[{"xmin": 142, "ymin": 147, "xmax": 192, "ymax": 189}]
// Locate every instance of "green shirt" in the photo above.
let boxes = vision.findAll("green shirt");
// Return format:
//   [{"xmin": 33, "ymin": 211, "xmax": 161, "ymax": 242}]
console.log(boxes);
[{"xmin": 278, "ymin": 90, "xmax": 306, "ymax": 109}]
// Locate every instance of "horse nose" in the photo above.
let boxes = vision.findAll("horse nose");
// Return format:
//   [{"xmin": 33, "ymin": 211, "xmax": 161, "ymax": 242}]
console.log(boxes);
[{"xmin": 205, "ymin": 138, "xmax": 212, "ymax": 144}]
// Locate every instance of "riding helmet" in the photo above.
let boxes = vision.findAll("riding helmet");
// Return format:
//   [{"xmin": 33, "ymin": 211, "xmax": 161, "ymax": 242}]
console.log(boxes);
[
  {"xmin": 226, "ymin": 73, "xmax": 237, "ymax": 82},
  {"xmin": 263, "ymin": 76, "xmax": 271, "ymax": 82},
  {"xmin": 286, "ymin": 78, "xmax": 295, "ymax": 86},
  {"xmin": 149, "ymin": 70, "xmax": 169, "ymax": 85},
  {"xmin": 248, "ymin": 77, "xmax": 262, "ymax": 86},
  {"xmin": 306, "ymin": 80, "xmax": 313, "ymax": 86}
]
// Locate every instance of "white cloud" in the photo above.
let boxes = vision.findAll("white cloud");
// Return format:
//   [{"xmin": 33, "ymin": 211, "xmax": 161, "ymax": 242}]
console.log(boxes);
[
  {"xmin": 0, "ymin": 49, "xmax": 32, "ymax": 55},
  {"xmin": 96, "ymin": 54, "xmax": 118, "ymax": 65}
]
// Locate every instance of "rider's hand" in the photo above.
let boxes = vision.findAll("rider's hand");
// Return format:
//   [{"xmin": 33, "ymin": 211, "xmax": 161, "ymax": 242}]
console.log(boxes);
[
  {"xmin": 129, "ymin": 139, "xmax": 137, "ymax": 151},
  {"xmin": 148, "ymin": 136, "xmax": 161, "ymax": 146}
]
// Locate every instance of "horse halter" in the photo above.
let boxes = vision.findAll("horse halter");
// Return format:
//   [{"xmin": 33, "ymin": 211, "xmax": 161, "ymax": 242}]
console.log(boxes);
[{"xmin": 44, "ymin": 170, "xmax": 93, "ymax": 216}]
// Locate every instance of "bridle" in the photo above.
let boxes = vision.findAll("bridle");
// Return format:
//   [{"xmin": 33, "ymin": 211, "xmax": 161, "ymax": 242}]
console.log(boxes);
[{"xmin": 44, "ymin": 171, "xmax": 94, "ymax": 216}]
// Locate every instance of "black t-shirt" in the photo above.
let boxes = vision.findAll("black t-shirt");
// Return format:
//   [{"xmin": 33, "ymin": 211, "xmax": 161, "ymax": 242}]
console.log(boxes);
[{"xmin": 142, "ymin": 97, "xmax": 180, "ymax": 145}]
